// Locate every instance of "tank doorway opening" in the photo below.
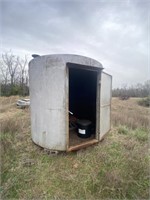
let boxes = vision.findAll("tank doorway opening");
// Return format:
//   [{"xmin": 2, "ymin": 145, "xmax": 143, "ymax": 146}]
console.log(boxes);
[{"xmin": 68, "ymin": 63, "xmax": 99, "ymax": 150}]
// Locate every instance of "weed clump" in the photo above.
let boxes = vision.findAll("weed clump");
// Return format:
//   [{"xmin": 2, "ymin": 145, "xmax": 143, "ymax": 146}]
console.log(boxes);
[
  {"xmin": 118, "ymin": 126, "xmax": 128, "ymax": 135},
  {"xmin": 131, "ymin": 129, "xmax": 148, "ymax": 142},
  {"xmin": 138, "ymin": 97, "xmax": 150, "ymax": 107}
]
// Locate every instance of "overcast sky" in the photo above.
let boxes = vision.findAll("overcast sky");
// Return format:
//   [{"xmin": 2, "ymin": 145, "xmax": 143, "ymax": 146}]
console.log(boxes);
[{"xmin": 1, "ymin": 0, "xmax": 150, "ymax": 88}]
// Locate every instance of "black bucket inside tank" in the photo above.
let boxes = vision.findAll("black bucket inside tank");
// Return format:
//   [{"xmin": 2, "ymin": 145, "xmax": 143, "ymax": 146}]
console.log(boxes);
[{"xmin": 77, "ymin": 119, "xmax": 92, "ymax": 138}]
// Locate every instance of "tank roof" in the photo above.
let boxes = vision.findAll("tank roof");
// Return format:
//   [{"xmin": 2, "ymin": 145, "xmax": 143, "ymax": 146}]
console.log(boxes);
[{"xmin": 30, "ymin": 54, "xmax": 103, "ymax": 69}]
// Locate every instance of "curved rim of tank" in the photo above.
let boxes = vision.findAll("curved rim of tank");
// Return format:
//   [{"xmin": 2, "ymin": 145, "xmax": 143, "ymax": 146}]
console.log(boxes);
[{"xmin": 29, "ymin": 53, "xmax": 103, "ymax": 69}]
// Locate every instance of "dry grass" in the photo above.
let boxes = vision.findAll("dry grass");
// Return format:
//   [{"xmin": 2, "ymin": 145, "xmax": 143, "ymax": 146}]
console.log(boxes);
[
  {"xmin": 111, "ymin": 97, "xmax": 150, "ymax": 129},
  {"xmin": 0, "ymin": 96, "xmax": 20, "ymax": 113},
  {"xmin": 1, "ymin": 97, "xmax": 149, "ymax": 199}
]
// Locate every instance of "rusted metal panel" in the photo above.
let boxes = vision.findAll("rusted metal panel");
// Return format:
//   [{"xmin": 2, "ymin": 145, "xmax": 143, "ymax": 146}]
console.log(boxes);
[
  {"xmin": 67, "ymin": 139, "xmax": 98, "ymax": 151},
  {"xmin": 99, "ymin": 72, "xmax": 112, "ymax": 140}
]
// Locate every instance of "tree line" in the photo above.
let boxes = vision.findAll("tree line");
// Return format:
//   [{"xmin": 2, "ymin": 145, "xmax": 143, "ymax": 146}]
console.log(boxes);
[
  {"xmin": 0, "ymin": 51, "xmax": 149, "ymax": 97},
  {"xmin": 112, "ymin": 81, "xmax": 150, "ymax": 98}
]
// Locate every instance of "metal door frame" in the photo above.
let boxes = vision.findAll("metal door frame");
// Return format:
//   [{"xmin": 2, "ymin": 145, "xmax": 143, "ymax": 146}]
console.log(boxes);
[{"xmin": 66, "ymin": 62, "xmax": 101, "ymax": 151}]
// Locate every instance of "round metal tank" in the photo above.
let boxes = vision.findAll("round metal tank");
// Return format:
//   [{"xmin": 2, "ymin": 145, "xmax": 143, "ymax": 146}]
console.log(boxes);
[{"xmin": 29, "ymin": 54, "xmax": 103, "ymax": 151}]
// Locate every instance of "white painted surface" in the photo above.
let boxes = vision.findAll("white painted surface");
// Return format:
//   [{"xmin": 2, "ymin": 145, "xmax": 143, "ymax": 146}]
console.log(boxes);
[
  {"xmin": 100, "ymin": 72, "xmax": 112, "ymax": 140},
  {"xmin": 29, "ymin": 54, "xmax": 103, "ymax": 151},
  {"xmin": 29, "ymin": 58, "xmax": 66, "ymax": 150}
]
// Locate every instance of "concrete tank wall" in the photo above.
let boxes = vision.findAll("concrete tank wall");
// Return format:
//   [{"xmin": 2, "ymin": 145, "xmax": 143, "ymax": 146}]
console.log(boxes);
[{"xmin": 29, "ymin": 54, "xmax": 103, "ymax": 151}]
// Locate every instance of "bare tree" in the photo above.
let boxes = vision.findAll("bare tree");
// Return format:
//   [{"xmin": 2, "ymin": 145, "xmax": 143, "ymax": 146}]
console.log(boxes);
[
  {"xmin": 0, "ymin": 60, "xmax": 9, "ymax": 85},
  {"xmin": 0, "ymin": 51, "xmax": 29, "ymax": 96},
  {"xmin": 112, "ymin": 80, "xmax": 150, "ymax": 98},
  {"xmin": 18, "ymin": 56, "xmax": 28, "ymax": 95},
  {"xmin": 2, "ymin": 52, "xmax": 19, "ymax": 89}
]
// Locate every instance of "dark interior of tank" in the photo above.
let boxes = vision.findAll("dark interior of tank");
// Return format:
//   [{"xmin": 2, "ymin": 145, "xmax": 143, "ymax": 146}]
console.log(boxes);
[{"xmin": 68, "ymin": 63, "xmax": 98, "ymax": 146}]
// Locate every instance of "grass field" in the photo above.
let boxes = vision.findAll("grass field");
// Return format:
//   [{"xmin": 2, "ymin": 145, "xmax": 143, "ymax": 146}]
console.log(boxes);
[{"xmin": 1, "ymin": 96, "xmax": 150, "ymax": 199}]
